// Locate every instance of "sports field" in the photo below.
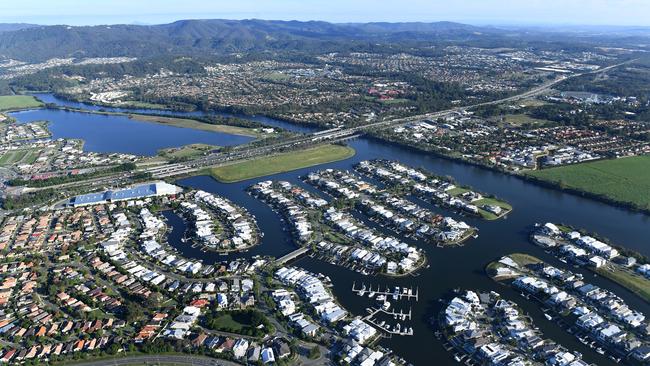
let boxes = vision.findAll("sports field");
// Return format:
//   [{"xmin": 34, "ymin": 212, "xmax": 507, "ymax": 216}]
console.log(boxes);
[
  {"xmin": 0, "ymin": 149, "xmax": 40, "ymax": 166},
  {"xmin": 527, "ymin": 155, "xmax": 650, "ymax": 210}
]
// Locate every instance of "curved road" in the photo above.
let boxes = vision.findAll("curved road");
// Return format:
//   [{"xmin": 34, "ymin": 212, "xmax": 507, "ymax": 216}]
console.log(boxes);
[{"xmin": 67, "ymin": 354, "xmax": 239, "ymax": 366}]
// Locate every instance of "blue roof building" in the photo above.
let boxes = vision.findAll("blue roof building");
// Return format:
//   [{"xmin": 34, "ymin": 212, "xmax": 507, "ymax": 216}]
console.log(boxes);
[{"xmin": 69, "ymin": 181, "xmax": 179, "ymax": 207}]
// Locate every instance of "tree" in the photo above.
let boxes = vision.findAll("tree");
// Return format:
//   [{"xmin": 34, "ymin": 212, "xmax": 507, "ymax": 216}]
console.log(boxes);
[
  {"xmin": 308, "ymin": 345, "xmax": 321, "ymax": 359},
  {"xmin": 124, "ymin": 302, "xmax": 144, "ymax": 323}
]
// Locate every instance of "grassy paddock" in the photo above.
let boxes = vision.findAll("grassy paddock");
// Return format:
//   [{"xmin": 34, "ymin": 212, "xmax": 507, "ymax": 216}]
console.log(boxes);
[
  {"xmin": 526, "ymin": 155, "xmax": 650, "ymax": 210},
  {"xmin": 0, "ymin": 95, "xmax": 43, "ymax": 111},
  {"xmin": 208, "ymin": 144, "xmax": 355, "ymax": 183}
]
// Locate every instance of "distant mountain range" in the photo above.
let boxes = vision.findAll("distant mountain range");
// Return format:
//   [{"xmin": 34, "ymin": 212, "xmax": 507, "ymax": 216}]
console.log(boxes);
[
  {"xmin": 0, "ymin": 19, "xmax": 646, "ymax": 62},
  {"xmin": 0, "ymin": 23, "xmax": 38, "ymax": 33},
  {"xmin": 0, "ymin": 19, "xmax": 494, "ymax": 62}
]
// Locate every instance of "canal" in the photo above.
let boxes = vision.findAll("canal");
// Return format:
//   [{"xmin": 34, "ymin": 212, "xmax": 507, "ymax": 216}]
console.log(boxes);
[{"xmin": 21, "ymin": 94, "xmax": 650, "ymax": 365}]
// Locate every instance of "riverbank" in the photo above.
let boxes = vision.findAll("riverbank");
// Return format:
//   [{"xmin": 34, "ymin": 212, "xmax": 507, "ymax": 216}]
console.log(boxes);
[
  {"xmin": 46, "ymin": 105, "xmax": 264, "ymax": 137},
  {"xmin": 43, "ymin": 92, "xmax": 327, "ymax": 132},
  {"xmin": 129, "ymin": 114, "xmax": 261, "ymax": 137},
  {"xmin": 367, "ymin": 134, "xmax": 650, "ymax": 216},
  {"xmin": 206, "ymin": 144, "xmax": 356, "ymax": 183}
]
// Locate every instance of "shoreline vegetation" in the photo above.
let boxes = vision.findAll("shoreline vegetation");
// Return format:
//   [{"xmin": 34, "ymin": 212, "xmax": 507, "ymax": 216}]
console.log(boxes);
[
  {"xmin": 52, "ymin": 92, "xmax": 329, "ymax": 129},
  {"xmin": 128, "ymin": 114, "xmax": 261, "ymax": 137},
  {"xmin": 205, "ymin": 144, "xmax": 356, "ymax": 183},
  {"xmin": 46, "ymin": 105, "xmax": 266, "ymax": 137}
]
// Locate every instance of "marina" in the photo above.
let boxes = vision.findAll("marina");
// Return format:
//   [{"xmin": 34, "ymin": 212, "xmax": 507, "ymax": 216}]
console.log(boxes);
[{"xmin": 352, "ymin": 282, "xmax": 419, "ymax": 302}]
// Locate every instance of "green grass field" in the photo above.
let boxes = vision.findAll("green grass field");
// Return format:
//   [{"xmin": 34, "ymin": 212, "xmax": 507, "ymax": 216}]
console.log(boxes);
[
  {"xmin": 0, "ymin": 95, "xmax": 43, "ymax": 111},
  {"xmin": 474, "ymin": 197, "xmax": 513, "ymax": 220},
  {"xmin": 595, "ymin": 266, "xmax": 650, "ymax": 303},
  {"xmin": 527, "ymin": 155, "xmax": 650, "ymax": 210},
  {"xmin": 0, "ymin": 149, "xmax": 40, "ymax": 166},
  {"xmin": 159, "ymin": 144, "xmax": 219, "ymax": 160},
  {"xmin": 208, "ymin": 144, "xmax": 355, "ymax": 183},
  {"xmin": 500, "ymin": 113, "xmax": 550, "ymax": 126},
  {"xmin": 208, "ymin": 313, "xmax": 251, "ymax": 333},
  {"xmin": 447, "ymin": 187, "xmax": 470, "ymax": 196},
  {"xmin": 205, "ymin": 309, "xmax": 271, "ymax": 337}
]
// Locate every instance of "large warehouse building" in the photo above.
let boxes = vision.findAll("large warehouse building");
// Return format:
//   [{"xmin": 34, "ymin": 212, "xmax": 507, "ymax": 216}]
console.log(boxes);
[{"xmin": 68, "ymin": 181, "xmax": 181, "ymax": 207}]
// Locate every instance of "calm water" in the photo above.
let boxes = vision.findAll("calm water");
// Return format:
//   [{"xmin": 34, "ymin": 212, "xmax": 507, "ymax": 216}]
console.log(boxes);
[
  {"xmin": 21, "ymin": 94, "xmax": 650, "ymax": 365},
  {"xmin": 9, "ymin": 108, "xmax": 254, "ymax": 156},
  {"xmin": 31, "ymin": 93, "xmax": 320, "ymax": 134}
]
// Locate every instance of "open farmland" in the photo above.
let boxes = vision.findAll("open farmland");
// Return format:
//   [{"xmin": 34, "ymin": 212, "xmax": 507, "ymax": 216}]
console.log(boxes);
[{"xmin": 527, "ymin": 155, "xmax": 650, "ymax": 210}]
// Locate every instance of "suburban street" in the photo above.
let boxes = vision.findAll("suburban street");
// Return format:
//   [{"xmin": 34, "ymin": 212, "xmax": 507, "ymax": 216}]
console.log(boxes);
[{"xmin": 66, "ymin": 354, "xmax": 240, "ymax": 366}]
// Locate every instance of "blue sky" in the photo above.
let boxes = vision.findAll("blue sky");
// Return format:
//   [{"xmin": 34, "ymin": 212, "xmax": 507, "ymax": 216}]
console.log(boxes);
[{"xmin": 1, "ymin": 0, "xmax": 649, "ymax": 27}]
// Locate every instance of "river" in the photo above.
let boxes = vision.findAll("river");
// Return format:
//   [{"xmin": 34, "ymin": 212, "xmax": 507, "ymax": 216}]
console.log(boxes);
[{"xmin": 17, "ymin": 94, "xmax": 650, "ymax": 365}]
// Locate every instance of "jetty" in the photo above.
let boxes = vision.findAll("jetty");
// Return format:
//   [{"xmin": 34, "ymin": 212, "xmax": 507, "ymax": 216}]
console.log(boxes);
[
  {"xmin": 352, "ymin": 282, "xmax": 419, "ymax": 301},
  {"xmin": 364, "ymin": 307, "xmax": 415, "ymax": 336}
]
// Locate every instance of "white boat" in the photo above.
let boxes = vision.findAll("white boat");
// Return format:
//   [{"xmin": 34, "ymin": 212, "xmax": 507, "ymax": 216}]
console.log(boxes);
[
  {"xmin": 368, "ymin": 291, "xmax": 375, "ymax": 298},
  {"xmin": 382, "ymin": 301, "xmax": 391, "ymax": 311},
  {"xmin": 544, "ymin": 313, "xmax": 553, "ymax": 321}
]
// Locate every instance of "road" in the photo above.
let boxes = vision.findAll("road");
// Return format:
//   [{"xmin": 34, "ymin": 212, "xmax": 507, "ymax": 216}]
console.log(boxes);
[
  {"xmin": 17, "ymin": 59, "xmax": 633, "ymax": 201},
  {"xmin": 65, "ymin": 354, "xmax": 239, "ymax": 366}
]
